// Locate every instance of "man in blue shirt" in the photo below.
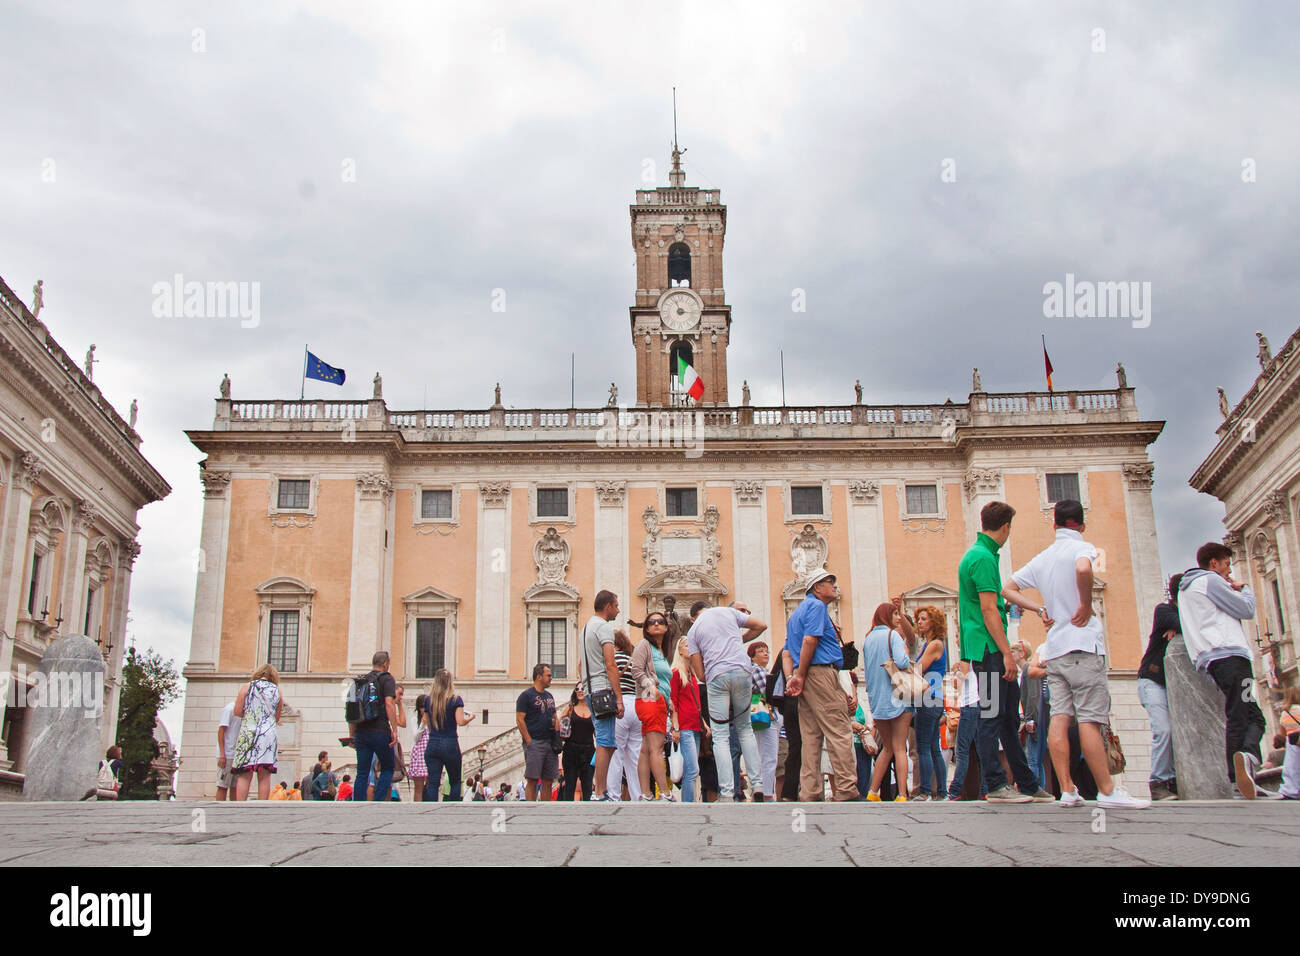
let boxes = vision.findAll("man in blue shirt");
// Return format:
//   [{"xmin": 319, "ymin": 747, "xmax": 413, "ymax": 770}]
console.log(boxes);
[{"xmin": 785, "ymin": 570, "xmax": 859, "ymax": 801}]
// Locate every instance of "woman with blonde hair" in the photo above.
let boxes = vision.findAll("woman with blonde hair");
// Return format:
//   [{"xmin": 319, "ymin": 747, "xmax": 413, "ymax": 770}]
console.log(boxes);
[
  {"xmin": 912, "ymin": 605, "xmax": 950, "ymax": 800},
  {"xmin": 422, "ymin": 668, "xmax": 475, "ymax": 801},
  {"xmin": 670, "ymin": 635, "xmax": 704, "ymax": 801},
  {"xmin": 232, "ymin": 664, "xmax": 283, "ymax": 800},
  {"xmin": 861, "ymin": 603, "xmax": 914, "ymax": 801}
]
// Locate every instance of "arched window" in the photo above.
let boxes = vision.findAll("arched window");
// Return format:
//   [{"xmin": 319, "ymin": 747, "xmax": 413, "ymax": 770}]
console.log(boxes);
[
  {"xmin": 667, "ymin": 242, "xmax": 691, "ymax": 287},
  {"xmin": 669, "ymin": 340, "xmax": 694, "ymax": 406}
]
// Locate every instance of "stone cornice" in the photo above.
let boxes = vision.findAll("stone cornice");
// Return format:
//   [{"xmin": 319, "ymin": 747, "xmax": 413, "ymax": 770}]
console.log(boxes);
[{"xmin": 0, "ymin": 309, "xmax": 170, "ymax": 505}]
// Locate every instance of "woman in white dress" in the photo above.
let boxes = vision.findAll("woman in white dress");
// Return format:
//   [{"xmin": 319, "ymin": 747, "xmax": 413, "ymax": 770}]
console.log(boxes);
[{"xmin": 232, "ymin": 665, "xmax": 284, "ymax": 800}]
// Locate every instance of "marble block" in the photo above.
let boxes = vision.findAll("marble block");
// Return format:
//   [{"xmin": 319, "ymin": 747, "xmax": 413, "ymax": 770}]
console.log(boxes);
[
  {"xmin": 1164, "ymin": 636, "xmax": 1233, "ymax": 799},
  {"xmin": 22, "ymin": 635, "xmax": 108, "ymax": 801}
]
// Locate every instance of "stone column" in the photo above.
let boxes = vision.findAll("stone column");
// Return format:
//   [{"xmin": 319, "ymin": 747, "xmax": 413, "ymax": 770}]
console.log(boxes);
[
  {"xmin": 100, "ymin": 540, "xmax": 138, "ymax": 754},
  {"xmin": 187, "ymin": 471, "xmax": 231, "ymax": 674},
  {"xmin": 1263, "ymin": 490, "xmax": 1298, "ymax": 657},
  {"xmin": 594, "ymin": 481, "xmax": 627, "ymax": 618},
  {"xmin": 474, "ymin": 482, "xmax": 511, "ymax": 676},
  {"xmin": 0, "ymin": 453, "xmax": 42, "ymax": 769},
  {"xmin": 845, "ymin": 480, "xmax": 883, "ymax": 643},
  {"xmin": 1164, "ymin": 635, "xmax": 1233, "ymax": 799},
  {"xmin": 962, "ymin": 467, "xmax": 1011, "ymax": 579},
  {"xmin": 58, "ymin": 499, "xmax": 98, "ymax": 636},
  {"xmin": 731, "ymin": 480, "xmax": 770, "ymax": 625},
  {"xmin": 1121, "ymin": 462, "xmax": 1165, "ymax": 644},
  {"xmin": 346, "ymin": 474, "xmax": 392, "ymax": 671}
]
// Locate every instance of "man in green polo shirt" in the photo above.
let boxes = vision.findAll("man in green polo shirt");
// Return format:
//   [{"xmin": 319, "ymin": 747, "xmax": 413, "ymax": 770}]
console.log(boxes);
[{"xmin": 958, "ymin": 501, "xmax": 1053, "ymax": 804}]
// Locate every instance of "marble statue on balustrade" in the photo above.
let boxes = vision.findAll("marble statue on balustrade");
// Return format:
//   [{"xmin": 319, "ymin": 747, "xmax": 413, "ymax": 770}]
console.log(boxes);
[
  {"xmin": 129, "ymin": 399, "xmax": 138, "ymax": 429},
  {"xmin": 1217, "ymin": 387, "xmax": 1231, "ymax": 418},
  {"xmin": 372, "ymin": 372, "xmax": 383, "ymax": 400},
  {"xmin": 493, "ymin": 382, "xmax": 502, "ymax": 406},
  {"xmin": 220, "ymin": 373, "xmax": 231, "ymax": 399},
  {"xmin": 31, "ymin": 278, "xmax": 44, "ymax": 318},
  {"xmin": 971, "ymin": 367, "xmax": 983, "ymax": 393},
  {"xmin": 607, "ymin": 382, "xmax": 618, "ymax": 407},
  {"xmin": 84, "ymin": 344, "xmax": 97, "ymax": 380},
  {"xmin": 1257, "ymin": 331, "xmax": 1272, "ymax": 369},
  {"xmin": 742, "ymin": 380, "xmax": 751, "ymax": 406},
  {"xmin": 854, "ymin": 379, "xmax": 863, "ymax": 404},
  {"xmin": 1116, "ymin": 362, "xmax": 1127, "ymax": 388}
]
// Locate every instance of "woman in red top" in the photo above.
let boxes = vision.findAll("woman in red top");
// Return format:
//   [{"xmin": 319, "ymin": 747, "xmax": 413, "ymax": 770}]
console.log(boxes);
[{"xmin": 670, "ymin": 635, "xmax": 704, "ymax": 802}]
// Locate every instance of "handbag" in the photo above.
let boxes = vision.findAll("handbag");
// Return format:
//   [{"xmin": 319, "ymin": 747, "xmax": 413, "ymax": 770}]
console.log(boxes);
[
  {"xmin": 668, "ymin": 743, "xmax": 684, "ymax": 783},
  {"xmin": 750, "ymin": 691, "xmax": 772, "ymax": 730},
  {"xmin": 883, "ymin": 633, "xmax": 927, "ymax": 705},
  {"xmin": 1103, "ymin": 722, "xmax": 1126, "ymax": 775},
  {"xmin": 839, "ymin": 639, "xmax": 860, "ymax": 671},
  {"xmin": 581, "ymin": 621, "xmax": 620, "ymax": 719}
]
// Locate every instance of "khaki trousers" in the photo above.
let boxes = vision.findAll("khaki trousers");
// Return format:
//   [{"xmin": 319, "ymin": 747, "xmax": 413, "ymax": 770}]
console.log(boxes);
[{"xmin": 798, "ymin": 666, "xmax": 860, "ymax": 801}]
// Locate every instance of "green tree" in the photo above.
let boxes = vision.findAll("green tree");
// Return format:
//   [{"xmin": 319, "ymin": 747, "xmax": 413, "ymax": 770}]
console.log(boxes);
[{"xmin": 114, "ymin": 646, "xmax": 181, "ymax": 800}]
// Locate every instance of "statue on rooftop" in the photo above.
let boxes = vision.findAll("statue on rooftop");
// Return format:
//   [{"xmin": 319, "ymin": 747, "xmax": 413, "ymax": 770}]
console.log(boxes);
[
  {"xmin": 742, "ymin": 380, "xmax": 751, "ymax": 406},
  {"xmin": 1116, "ymin": 362, "xmax": 1127, "ymax": 388},
  {"xmin": 1217, "ymin": 387, "xmax": 1231, "ymax": 419},
  {"xmin": 493, "ymin": 382, "xmax": 502, "ymax": 406},
  {"xmin": 129, "ymin": 399, "xmax": 138, "ymax": 429},
  {"xmin": 372, "ymin": 372, "xmax": 383, "ymax": 400},
  {"xmin": 607, "ymin": 382, "xmax": 618, "ymax": 407},
  {"xmin": 31, "ymin": 279, "xmax": 44, "ymax": 318},
  {"xmin": 84, "ymin": 344, "xmax": 97, "ymax": 380},
  {"xmin": 854, "ymin": 379, "xmax": 863, "ymax": 404},
  {"xmin": 220, "ymin": 373, "xmax": 231, "ymax": 399},
  {"xmin": 1257, "ymin": 331, "xmax": 1272, "ymax": 369},
  {"xmin": 972, "ymin": 367, "xmax": 983, "ymax": 393}
]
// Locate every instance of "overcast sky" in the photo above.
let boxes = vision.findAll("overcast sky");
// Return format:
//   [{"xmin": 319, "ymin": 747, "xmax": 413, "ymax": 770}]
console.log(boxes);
[{"xmin": 3, "ymin": 0, "xmax": 1297, "ymax": 750}]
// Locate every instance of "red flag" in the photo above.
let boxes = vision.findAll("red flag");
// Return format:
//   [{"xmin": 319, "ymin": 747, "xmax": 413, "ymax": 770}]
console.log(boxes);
[{"xmin": 1043, "ymin": 338, "xmax": 1054, "ymax": 393}]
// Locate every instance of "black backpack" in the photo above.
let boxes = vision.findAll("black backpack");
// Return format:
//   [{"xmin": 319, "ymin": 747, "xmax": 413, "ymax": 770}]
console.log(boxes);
[{"xmin": 345, "ymin": 671, "xmax": 384, "ymax": 724}]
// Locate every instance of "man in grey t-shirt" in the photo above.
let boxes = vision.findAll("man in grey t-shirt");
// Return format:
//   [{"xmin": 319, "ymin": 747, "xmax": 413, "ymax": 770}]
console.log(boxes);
[{"xmin": 582, "ymin": 589, "xmax": 625, "ymax": 801}]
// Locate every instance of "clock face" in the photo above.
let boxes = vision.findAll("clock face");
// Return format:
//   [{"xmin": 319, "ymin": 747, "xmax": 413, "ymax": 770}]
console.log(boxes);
[{"xmin": 659, "ymin": 291, "xmax": 701, "ymax": 331}]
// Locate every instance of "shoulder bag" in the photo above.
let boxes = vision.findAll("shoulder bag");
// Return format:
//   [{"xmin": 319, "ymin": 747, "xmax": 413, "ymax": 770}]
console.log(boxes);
[
  {"xmin": 882, "ymin": 632, "xmax": 928, "ymax": 705},
  {"xmin": 581, "ymin": 621, "xmax": 620, "ymax": 719}
]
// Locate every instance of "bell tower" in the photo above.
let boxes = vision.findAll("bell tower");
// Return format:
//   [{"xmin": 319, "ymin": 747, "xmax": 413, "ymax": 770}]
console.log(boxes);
[{"xmin": 629, "ymin": 141, "xmax": 731, "ymax": 407}]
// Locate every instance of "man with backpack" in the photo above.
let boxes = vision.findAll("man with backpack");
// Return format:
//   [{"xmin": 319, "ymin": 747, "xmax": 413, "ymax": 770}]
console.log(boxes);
[{"xmin": 348, "ymin": 650, "xmax": 399, "ymax": 801}]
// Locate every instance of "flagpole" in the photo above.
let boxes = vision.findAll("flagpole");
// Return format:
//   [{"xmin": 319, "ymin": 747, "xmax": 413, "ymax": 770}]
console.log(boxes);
[
  {"xmin": 570, "ymin": 352, "xmax": 575, "ymax": 409},
  {"xmin": 780, "ymin": 350, "xmax": 786, "ymax": 406},
  {"xmin": 301, "ymin": 345, "xmax": 308, "ymax": 402}
]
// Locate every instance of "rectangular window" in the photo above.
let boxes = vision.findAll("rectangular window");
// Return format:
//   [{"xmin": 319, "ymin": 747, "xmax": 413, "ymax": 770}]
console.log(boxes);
[
  {"xmin": 665, "ymin": 487, "xmax": 698, "ymax": 517},
  {"xmin": 83, "ymin": 588, "xmax": 95, "ymax": 637},
  {"xmin": 268, "ymin": 610, "xmax": 299, "ymax": 672},
  {"xmin": 27, "ymin": 552, "xmax": 41, "ymax": 616},
  {"xmin": 1046, "ymin": 473, "xmax": 1081, "ymax": 503},
  {"xmin": 277, "ymin": 479, "xmax": 311, "ymax": 510},
  {"xmin": 421, "ymin": 489, "xmax": 452, "ymax": 519},
  {"xmin": 415, "ymin": 618, "xmax": 446, "ymax": 678},
  {"xmin": 905, "ymin": 484, "xmax": 940, "ymax": 515},
  {"xmin": 538, "ymin": 618, "xmax": 568, "ymax": 679},
  {"xmin": 537, "ymin": 488, "xmax": 568, "ymax": 517},
  {"xmin": 791, "ymin": 486, "xmax": 824, "ymax": 515}
]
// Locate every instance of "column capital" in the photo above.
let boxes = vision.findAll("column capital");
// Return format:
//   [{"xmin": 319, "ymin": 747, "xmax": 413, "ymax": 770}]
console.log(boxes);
[
  {"xmin": 74, "ymin": 498, "xmax": 100, "ymax": 534},
  {"xmin": 1122, "ymin": 461, "xmax": 1156, "ymax": 491},
  {"xmin": 733, "ymin": 480, "xmax": 764, "ymax": 504},
  {"xmin": 200, "ymin": 470, "xmax": 232, "ymax": 498},
  {"xmin": 848, "ymin": 479, "xmax": 880, "ymax": 504},
  {"xmin": 478, "ymin": 481, "xmax": 511, "ymax": 507},
  {"xmin": 15, "ymin": 451, "xmax": 44, "ymax": 492},
  {"xmin": 356, "ymin": 473, "xmax": 393, "ymax": 500},
  {"xmin": 119, "ymin": 539, "xmax": 141, "ymax": 570},
  {"xmin": 1264, "ymin": 489, "xmax": 1292, "ymax": 526},
  {"xmin": 594, "ymin": 480, "xmax": 626, "ymax": 506},
  {"xmin": 962, "ymin": 467, "xmax": 1002, "ymax": 502}
]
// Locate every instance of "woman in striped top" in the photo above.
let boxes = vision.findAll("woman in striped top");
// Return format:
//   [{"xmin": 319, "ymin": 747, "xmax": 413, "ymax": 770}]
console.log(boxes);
[{"xmin": 606, "ymin": 628, "xmax": 643, "ymax": 800}]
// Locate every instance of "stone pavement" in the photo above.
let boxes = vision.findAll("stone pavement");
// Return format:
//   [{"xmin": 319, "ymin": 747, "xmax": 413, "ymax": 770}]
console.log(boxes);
[{"xmin": 0, "ymin": 800, "xmax": 1295, "ymax": 866}]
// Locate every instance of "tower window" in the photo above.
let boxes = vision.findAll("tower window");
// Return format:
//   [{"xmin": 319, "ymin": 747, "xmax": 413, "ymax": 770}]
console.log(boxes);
[{"xmin": 668, "ymin": 242, "xmax": 691, "ymax": 287}]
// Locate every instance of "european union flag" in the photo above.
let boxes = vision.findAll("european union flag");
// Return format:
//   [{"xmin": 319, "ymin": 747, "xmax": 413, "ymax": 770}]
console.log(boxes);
[{"xmin": 305, "ymin": 351, "xmax": 346, "ymax": 386}]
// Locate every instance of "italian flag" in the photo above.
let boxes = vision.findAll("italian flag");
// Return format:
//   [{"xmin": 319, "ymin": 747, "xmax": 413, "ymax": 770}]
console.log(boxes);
[{"xmin": 677, "ymin": 354, "xmax": 704, "ymax": 401}]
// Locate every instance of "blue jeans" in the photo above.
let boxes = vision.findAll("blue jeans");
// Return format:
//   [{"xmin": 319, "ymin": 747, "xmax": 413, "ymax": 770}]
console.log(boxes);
[
  {"xmin": 423, "ymin": 735, "xmax": 462, "ymax": 802},
  {"xmin": 353, "ymin": 729, "xmax": 395, "ymax": 801},
  {"xmin": 947, "ymin": 704, "xmax": 985, "ymax": 799},
  {"xmin": 914, "ymin": 700, "xmax": 947, "ymax": 797},
  {"xmin": 679, "ymin": 730, "xmax": 701, "ymax": 802},
  {"xmin": 707, "ymin": 669, "xmax": 764, "ymax": 799},
  {"xmin": 855, "ymin": 746, "xmax": 873, "ymax": 797},
  {"xmin": 1026, "ymin": 727, "xmax": 1048, "ymax": 790},
  {"xmin": 972, "ymin": 651, "xmax": 1038, "ymax": 795},
  {"xmin": 1137, "ymin": 678, "xmax": 1174, "ymax": 785}
]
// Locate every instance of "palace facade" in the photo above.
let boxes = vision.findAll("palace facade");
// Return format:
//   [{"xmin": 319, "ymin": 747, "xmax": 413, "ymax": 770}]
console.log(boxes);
[
  {"xmin": 0, "ymin": 275, "xmax": 170, "ymax": 794},
  {"xmin": 176, "ymin": 156, "xmax": 1167, "ymax": 797}
]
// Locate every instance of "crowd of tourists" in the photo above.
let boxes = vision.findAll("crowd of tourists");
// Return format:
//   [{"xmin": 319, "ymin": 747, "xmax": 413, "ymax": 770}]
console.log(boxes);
[{"xmin": 207, "ymin": 498, "xmax": 1300, "ymax": 806}]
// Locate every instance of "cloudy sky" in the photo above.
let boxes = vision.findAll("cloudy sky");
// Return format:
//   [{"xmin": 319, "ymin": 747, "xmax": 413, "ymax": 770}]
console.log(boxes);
[{"xmin": 3, "ymin": 0, "xmax": 1297, "ymax": 748}]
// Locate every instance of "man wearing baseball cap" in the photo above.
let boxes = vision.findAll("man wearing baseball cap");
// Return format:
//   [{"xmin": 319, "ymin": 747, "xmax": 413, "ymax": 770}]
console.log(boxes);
[{"xmin": 785, "ymin": 570, "xmax": 860, "ymax": 801}]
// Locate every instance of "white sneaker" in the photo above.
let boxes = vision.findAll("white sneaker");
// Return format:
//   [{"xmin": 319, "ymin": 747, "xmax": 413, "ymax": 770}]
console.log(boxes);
[
  {"xmin": 1097, "ymin": 786, "xmax": 1150, "ymax": 809},
  {"xmin": 1059, "ymin": 789, "xmax": 1085, "ymax": 807}
]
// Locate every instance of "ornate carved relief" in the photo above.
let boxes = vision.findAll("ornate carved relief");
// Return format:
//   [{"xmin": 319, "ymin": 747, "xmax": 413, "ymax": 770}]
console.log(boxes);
[
  {"xmin": 734, "ymin": 480, "xmax": 764, "ymax": 503},
  {"xmin": 962, "ymin": 468, "xmax": 1002, "ymax": 502},
  {"xmin": 200, "ymin": 470, "xmax": 232, "ymax": 498},
  {"xmin": 119, "ymin": 539, "xmax": 141, "ymax": 570},
  {"xmin": 270, "ymin": 514, "xmax": 314, "ymax": 529},
  {"xmin": 534, "ymin": 527, "xmax": 571, "ymax": 586},
  {"xmin": 356, "ymin": 474, "xmax": 393, "ymax": 500},
  {"xmin": 595, "ymin": 480, "xmax": 626, "ymax": 506},
  {"xmin": 848, "ymin": 479, "xmax": 880, "ymax": 504},
  {"xmin": 642, "ymin": 504, "xmax": 722, "ymax": 578},
  {"xmin": 1222, "ymin": 530, "xmax": 1243, "ymax": 555},
  {"xmin": 1264, "ymin": 490, "xmax": 1292, "ymax": 526},
  {"xmin": 73, "ymin": 499, "xmax": 100, "ymax": 535},
  {"xmin": 789, "ymin": 524, "xmax": 829, "ymax": 584},
  {"xmin": 16, "ymin": 451, "xmax": 44, "ymax": 493},
  {"xmin": 1249, "ymin": 529, "xmax": 1277, "ymax": 568},
  {"xmin": 479, "ymin": 481, "xmax": 511, "ymax": 507},
  {"xmin": 1122, "ymin": 462, "xmax": 1156, "ymax": 491}
]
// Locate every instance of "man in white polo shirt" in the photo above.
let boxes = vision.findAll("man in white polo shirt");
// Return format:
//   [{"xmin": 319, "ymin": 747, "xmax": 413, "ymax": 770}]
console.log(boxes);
[
  {"xmin": 687, "ymin": 601, "xmax": 768, "ymax": 801},
  {"xmin": 1003, "ymin": 499, "xmax": 1147, "ymax": 809}
]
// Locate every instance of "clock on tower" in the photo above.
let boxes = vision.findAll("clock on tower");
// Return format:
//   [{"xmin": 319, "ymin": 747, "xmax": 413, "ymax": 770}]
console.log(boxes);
[{"xmin": 628, "ymin": 147, "xmax": 732, "ymax": 407}]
